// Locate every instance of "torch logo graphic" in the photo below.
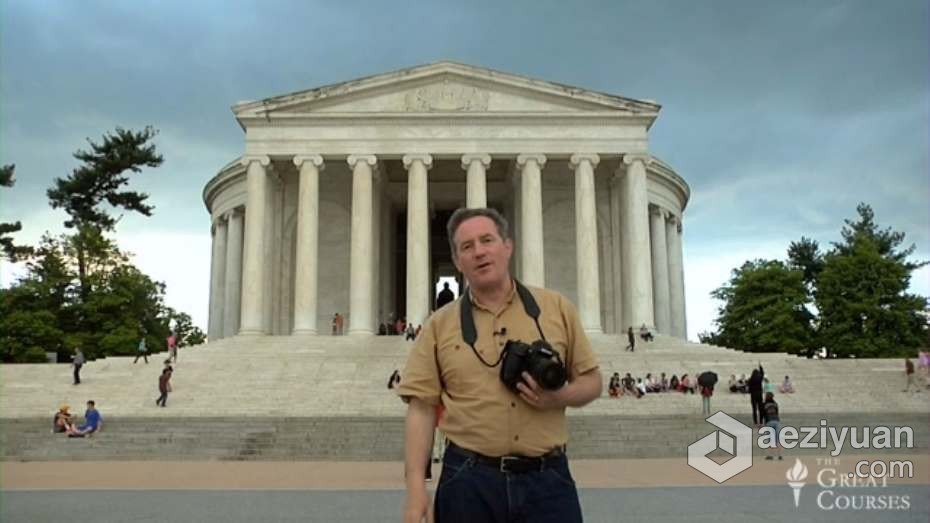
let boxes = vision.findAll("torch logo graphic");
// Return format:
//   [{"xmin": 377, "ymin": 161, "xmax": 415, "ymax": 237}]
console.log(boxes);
[{"xmin": 785, "ymin": 458, "xmax": 808, "ymax": 508}]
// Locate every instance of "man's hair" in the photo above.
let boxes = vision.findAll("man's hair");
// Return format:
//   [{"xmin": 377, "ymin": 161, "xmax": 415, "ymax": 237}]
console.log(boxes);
[
  {"xmin": 87, "ymin": 400, "xmax": 95, "ymax": 407},
  {"xmin": 446, "ymin": 207, "xmax": 510, "ymax": 256}
]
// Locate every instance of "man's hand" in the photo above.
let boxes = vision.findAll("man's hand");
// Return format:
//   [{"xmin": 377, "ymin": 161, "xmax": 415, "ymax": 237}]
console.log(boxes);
[
  {"xmin": 517, "ymin": 370, "xmax": 603, "ymax": 409},
  {"xmin": 516, "ymin": 372, "xmax": 567, "ymax": 410},
  {"xmin": 403, "ymin": 484, "xmax": 433, "ymax": 523}
]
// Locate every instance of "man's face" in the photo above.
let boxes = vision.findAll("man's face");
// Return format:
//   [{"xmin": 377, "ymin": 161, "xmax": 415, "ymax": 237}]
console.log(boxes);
[{"xmin": 452, "ymin": 216, "xmax": 513, "ymax": 291}]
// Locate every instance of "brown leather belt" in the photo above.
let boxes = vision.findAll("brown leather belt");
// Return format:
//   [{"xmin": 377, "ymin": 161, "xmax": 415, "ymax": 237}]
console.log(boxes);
[{"xmin": 446, "ymin": 441, "xmax": 566, "ymax": 474}]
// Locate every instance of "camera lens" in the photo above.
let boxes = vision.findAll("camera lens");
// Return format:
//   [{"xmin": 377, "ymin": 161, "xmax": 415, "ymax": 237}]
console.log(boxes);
[{"xmin": 531, "ymin": 357, "xmax": 567, "ymax": 390}]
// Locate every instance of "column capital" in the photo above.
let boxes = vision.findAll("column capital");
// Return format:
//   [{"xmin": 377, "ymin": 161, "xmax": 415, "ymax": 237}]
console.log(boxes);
[
  {"xmin": 461, "ymin": 153, "xmax": 491, "ymax": 170},
  {"xmin": 650, "ymin": 205, "xmax": 669, "ymax": 219},
  {"xmin": 240, "ymin": 154, "xmax": 271, "ymax": 167},
  {"xmin": 516, "ymin": 153, "xmax": 547, "ymax": 169},
  {"xmin": 293, "ymin": 154, "xmax": 325, "ymax": 170},
  {"xmin": 347, "ymin": 154, "xmax": 378, "ymax": 169},
  {"xmin": 402, "ymin": 154, "xmax": 433, "ymax": 170},
  {"xmin": 569, "ymin": 153, "xmax": 600, "ymax": 169},
  {"xmin": 621, "ymin": 153, "xmax": 653, "ymax": 167},
  {"xmin": 666, "ymin": 214, "xmax": 680, "ymax": 227},
  {"xmin": 222, "ymin": 207, "xmax": 241, "ymax": 221}
]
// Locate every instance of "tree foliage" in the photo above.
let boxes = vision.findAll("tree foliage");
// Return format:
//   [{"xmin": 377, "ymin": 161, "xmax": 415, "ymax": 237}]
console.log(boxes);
[
  {"xmin": 816, "ymin": 205, "xmax": 928, "ymax": 357},
  {"xmin": 706, "ymin": 203, "xmax": 928, "ymax": 358},
  {"xmin": 705, "ymin": 260, "xmax": 815, "ymax": 354},
  {"xmin": 0, "ymin": 164, "xmax": 34, "ymax": 261},
  {"xmin": 1, "ymin": 127, "xmax": 206, "ymax": 363},
  {"xmin": 47, "ymin": 127, "xmax": 163, "ymax": 301}
]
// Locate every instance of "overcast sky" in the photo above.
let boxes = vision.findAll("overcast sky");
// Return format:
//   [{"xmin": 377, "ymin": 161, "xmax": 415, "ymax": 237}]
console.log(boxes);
[{"xmin": 1, "ymin": 0, "xmax": 928, "ymax": 340}]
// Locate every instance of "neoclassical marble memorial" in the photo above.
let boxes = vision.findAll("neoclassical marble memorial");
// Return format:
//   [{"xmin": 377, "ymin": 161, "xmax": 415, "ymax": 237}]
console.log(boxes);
[{"xmin": 203, "ymin": 62, "xmax": 689, "ymax": 340}]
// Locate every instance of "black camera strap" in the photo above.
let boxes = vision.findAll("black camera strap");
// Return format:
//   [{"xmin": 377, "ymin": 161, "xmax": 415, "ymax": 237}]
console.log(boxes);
[{"xmin": 458, "ymin": 279, "xmax": 547, "ymax": 368}]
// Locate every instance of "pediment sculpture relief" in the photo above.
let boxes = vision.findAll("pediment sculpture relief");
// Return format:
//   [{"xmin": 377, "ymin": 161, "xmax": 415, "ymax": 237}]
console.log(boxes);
[{"xmin": 404, "ymin": 80, "xmax": 490, "ymax": 112}]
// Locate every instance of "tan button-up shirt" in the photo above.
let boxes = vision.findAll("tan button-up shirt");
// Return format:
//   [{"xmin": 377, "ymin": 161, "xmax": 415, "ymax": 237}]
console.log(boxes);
[{"xmin": 396, "ymin": 283, "xmax": 599, "ymax": 457}]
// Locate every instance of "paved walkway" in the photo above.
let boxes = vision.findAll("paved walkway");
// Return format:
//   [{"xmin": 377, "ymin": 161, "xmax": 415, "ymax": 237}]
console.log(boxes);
[{"xmin": 4, "ymin": 456, "xmax": 928, "ymax": 522}]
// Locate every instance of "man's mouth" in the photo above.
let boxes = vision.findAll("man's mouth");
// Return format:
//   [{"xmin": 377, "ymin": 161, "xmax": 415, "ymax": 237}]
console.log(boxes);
[{"xmin": 476, "ymin": 262, "xmax": 492, "ymax": 272}]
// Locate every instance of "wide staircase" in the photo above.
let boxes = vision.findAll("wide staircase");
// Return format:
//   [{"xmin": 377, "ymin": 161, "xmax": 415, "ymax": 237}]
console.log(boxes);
[{"xmin": 2, "ymin": 334, "xmax": 927, "ymax": 461}]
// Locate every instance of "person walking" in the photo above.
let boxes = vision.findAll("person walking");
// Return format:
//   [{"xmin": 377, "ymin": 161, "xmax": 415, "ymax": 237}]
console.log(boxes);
[
  {"xmin": 396, "ymin": 207, "xmax": 601, "ymax": 523},
  {"xmin": 903, "ymin": 358, "xmax": 920, "ymax": 392},
  {"xmin": 626, "ymin": 326, "xmax": 636, "ymax": 352},
  {"xmin": 133, "ymin": 337, "xmax": 149, "ymax": 364},
  {"xmin": 156, "ymin": 367, "xmax": 172, "ymax": 407},
  {"xmin": 72, "ymin": 348, "xmax": 85, "ymax": 385},
  {"xmin": 166, "ymin": 332, "xmax": 178, "ymax": 363},
  {"xmin": 748, "ymin": 364, "xmax": 765, "ymax": 425},
  {"xmin": 761, "ymin": 392, "xmax": 783, "ymax": 460}
]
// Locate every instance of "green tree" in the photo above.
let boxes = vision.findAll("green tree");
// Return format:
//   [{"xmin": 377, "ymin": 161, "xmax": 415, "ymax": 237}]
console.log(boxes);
[
  {"xmin": 0, "ymin": 236, "xmax": 73, "ymax": 362},
  {"xmin": 0, "ymin": 164, "xmax": 33, "ymax": 261},
  {"xmin": 815, "ymin": 205, "xmax": 928, "ymax": 358},
  {"xmin": 708, "ymin": 259, "xmax": 815, "ymax": 354},
  {"xmin": 787, "ymin": 236, "xmax": 824, "ymax": 289},
  {"xmin": 166, "ymin": 310, "xmax": 207, "ymax": 347},
  {"xmin": 47, "ymin": 127, "xmax": 162, "ymax": 301}
]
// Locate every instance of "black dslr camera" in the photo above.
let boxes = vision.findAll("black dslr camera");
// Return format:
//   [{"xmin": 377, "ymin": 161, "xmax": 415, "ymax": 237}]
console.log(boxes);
[{"xmin": 499, "ymin": 340, "xmax": 567, "ymax": 393}]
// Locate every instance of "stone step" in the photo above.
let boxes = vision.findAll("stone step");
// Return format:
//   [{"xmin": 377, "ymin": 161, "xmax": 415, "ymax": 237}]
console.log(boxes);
[{"xmin": 4, "ymin": 413, "xmax": 926, "ymax": 461}]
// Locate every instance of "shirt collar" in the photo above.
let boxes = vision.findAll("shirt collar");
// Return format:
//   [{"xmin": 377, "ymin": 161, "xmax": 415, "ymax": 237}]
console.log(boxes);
[{"xmin": 467, "ymin": 279, "xmax": 517, "ymax": 313}]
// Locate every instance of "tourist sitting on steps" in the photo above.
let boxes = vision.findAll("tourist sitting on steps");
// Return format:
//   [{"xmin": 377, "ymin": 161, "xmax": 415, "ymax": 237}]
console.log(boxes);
[
  {"xmin": 607, "ymin": 373, "xmax": 621, "ymax": 397},
  {"xmin": 622, "ymin": 373, "xmax": 641, "ymax": 398},
  {"xmin": 728, "ymin": 374, "xmax": 739, "ymax": 393},
  {"xmin": 52, "ymin": 405, "xmax": 74, "ymax": 434},
  {"xmin": 67, "ymin": 400, "xmax": 102, "ymax": 438},
  {"xmin": 639, "ymin": 323, "xmax": 654, "ymax": 342}
]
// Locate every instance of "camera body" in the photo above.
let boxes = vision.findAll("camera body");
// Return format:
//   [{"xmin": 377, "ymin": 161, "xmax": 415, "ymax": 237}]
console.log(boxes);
[{"xmin": 499, "ymin": 339, "xmax": 567, "ymax": 393}]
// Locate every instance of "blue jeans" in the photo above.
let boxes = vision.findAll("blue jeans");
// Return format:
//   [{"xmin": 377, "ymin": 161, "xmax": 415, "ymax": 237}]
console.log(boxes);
[{"xmin": 434, "ymin": 445, "xmax": 583, "ymax": 523}]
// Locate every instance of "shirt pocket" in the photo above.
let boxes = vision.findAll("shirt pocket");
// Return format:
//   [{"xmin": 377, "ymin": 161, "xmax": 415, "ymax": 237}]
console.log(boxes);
[{"xmin": 436, "ymin": 338, "xmax": 497, "ymax": 397}]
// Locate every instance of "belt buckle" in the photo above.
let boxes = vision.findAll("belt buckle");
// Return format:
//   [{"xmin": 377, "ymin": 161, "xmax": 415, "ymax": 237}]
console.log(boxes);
[{"xmin": 499, "ymin": 456, "xmax": 520, "ymax": 473}]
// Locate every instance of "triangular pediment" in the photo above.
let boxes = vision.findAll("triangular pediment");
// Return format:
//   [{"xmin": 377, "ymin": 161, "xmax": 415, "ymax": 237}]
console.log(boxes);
[{"xmin": 233, "ymin": 61, "xmax": 660, "ymax": 118}]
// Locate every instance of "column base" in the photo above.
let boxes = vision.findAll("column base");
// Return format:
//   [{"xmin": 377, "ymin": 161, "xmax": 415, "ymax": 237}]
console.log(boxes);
[
  {"xmin": 347, "ymin": 329, "xmax": 374, "ymax": 336},
  {"xmin": 236, "ymin": 329, "xmax": 267, "ymax": 336},
  {"xmin": 292, "ymin": 329, "xmax": 319, "ymax": 336}
]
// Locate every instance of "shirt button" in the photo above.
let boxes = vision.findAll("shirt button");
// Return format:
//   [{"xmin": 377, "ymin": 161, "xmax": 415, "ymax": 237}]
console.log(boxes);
[
  {"xmin": 514, "ymin": 435, "xmax": 519, "ymax": 441},
  {"xmin": 511, "ymin": 402, "xmax": 516, "ymax": 408}
]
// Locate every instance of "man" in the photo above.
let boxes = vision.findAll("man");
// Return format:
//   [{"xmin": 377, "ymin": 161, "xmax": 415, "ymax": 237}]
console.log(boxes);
[
  {"xmin": 748, "ymin": 364, "xmax": 765, "ymax": 425},
  {"xmin": 133, "ymin": 336, "xmax": 148, "ymax": 364},
  {"xmin": 167, "ymin": 332, "xmax": 178, "ymax": 363},
  {"xmin": 903, "ymin": 358, "xmax": 919, "ymax": 392},
  {"xmin": 396, "ymin": 208, "xmax": 601, "ymax": 523},
  {"xmin": 156, "ymin": 367, "xmax": 172, "ymax": 407},
  {"xmin": 435, "ymin": 281, "xmax": 455, "ymax": 310},
  {"xmin": 72, "ymin": 348, "xmax": 85, "ymax": 385},
  {"xmin": 68, "ymin": 400, "xmax": 102, "ymax": 437}
]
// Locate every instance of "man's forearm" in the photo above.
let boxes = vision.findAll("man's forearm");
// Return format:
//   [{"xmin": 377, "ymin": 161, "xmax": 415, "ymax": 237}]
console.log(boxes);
[
  {"xmin": 561, "ymin": 370, "xmax": 603, "ymax": 408},
  {"xmin": 404, "ymin": 399, "xmax": 437, "ymax": 486}
]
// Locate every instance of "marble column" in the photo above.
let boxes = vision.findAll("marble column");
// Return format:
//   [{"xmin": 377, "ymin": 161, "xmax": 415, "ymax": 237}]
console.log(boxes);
[
  {"xmin": 667, "ymin": 216, "xmax": 687, "ymax": 339},
  {"xmin": 238, "ymin": 155, "xmax": 270, "ymax": 335},
  {"xmin": 292, "ymin": 155, "xmax": 323, "ymax": 335},
  {"xmin": 223, "ymin": 209, "xmax": 244, "ymax": 338},
  {"xmin": 371, "ymin": 169, "xmax": 382, "ymax": 329},
  {"xmin": 404, "ymin": 154, "xmax": 432, "ymax": 326},
  {"xmin": 516, "ymin": 154, "xmax": 546, "ymax": 287},
  {"xmin": 609, "ymin": 174, "xmax": 623, "ymax": 334},
  {"xmin": 650, "ymin": 207, "xmax": 671, "ymax": 334},
  {"xmin": 462, "ymin": 154, "xmax": 491, "ymax": 208},
  {"xmin": 264, "ymin": 170, "xmax": 278, "ymax": 334},
  {"xmin": 208, "ymin": 216, "xmax": 228, "ymax": 341},
  {"xmin": 570, "ymin": 153, "xmax": 602, "ymax": 333},
  {"xmin": 619, "ymin": 154, "xmax": 654, "ymax": 330},
  {"xmin": 347, "ymin": 154, "xmax": 377, "ymax": 335}
]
